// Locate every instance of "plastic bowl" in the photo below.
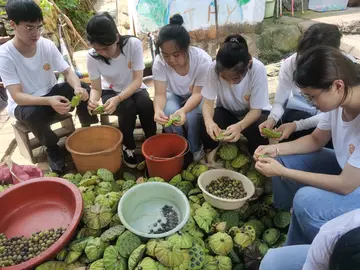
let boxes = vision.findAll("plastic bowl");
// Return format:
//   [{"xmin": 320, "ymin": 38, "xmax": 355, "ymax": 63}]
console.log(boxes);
[
  {"xmin": 198, "ymin": 169, "xmax": 255, "ymax": 210},
  {"xmin": 0, "ymin": 177, "xmax": 83, "ymax": 270},
  {"xmin": 118, "ymin": 182, "xmax": 190, "ymax": 239}
]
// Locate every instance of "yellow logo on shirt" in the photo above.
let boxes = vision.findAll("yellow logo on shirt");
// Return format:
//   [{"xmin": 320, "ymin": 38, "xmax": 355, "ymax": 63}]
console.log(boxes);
[
  {"xmin": 349, "ymin": 144, "xmax": 355, "ymax": 155},
  {"xmin": 43, "ymin": 63, "xmax": 51, "ymax": 71},
  {"xmin": 244, "ymin": 95, "xmax": 251, "ymax": 102},
  {"xmin": 128, "ymin": 61, "xmax": 132, "ymax": 69}
]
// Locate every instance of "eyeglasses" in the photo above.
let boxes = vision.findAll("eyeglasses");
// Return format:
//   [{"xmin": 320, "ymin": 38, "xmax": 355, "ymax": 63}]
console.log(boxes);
[
  {"xmin": 18, "ymin": 24, "xmax": 44, "ymax": 35},
  {"xmin": 301, "ymin": 85, "xmax": 333, "ymax": 104}
]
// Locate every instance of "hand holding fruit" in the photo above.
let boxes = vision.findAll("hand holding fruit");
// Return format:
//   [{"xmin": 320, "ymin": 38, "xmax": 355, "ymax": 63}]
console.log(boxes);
[
  {"xmin": 74, "ymin": 86, "xmax": 89, "ymax": 101},
  {"xmin": 276, "ymin": 122, "xmax": 297, "ymax": 141},
  {"xmin": 259, "ymin": 118, "xmax": 276, "ymax": 136},
  {"xmin": 255, "ymin": 157, "xmax": 286, "ymax": 177},
  {"xmin": 253, "ymin": 145, "xmax": 278, "ymax": 160},
  {"xmin": 164, "ymin": 114, "xmax": 182, "ymax": 128},
  {"xmin": 87, "ymin": 99, "xmax": 99, "ymax": 111},
  {"xmin": 104, "ymin": 96, "xmax": 120, "ymax": 114},
  {"xmin": 223, "ymin": 123, "xmax": 243, "ymax": 143},
  {"xmin": 206, "ymin": 121, "xmax": 221, "ymax": 141},
  {"xmin": 261, "ymin": 127, "xmax": 282, "ymax": 139},
  {"xmin": 154, "ymin": 109, "xmax": 169, "ymax": 125},
  {"xmin": 171, "ymin": 109, "xmax": 186, "ymax": 126},
  {"xmin": 49, "ymin": 96, "xmax": 71, "ymax": 115}
]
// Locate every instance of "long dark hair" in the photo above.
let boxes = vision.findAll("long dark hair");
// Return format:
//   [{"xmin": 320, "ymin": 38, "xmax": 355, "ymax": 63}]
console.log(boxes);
[
  {"xmin": 155, "ymin": 14, "xmax": 190, "ymax": 55},
  {"xmin": 215, "ymin": 34, "xmax": 251, "ymax": 75},
  {"xmin": 294, "ymin": 45, "xmax": 360, "ymax": 105},
  {"xmin": 297, "ymin": 23, "xmax": 342, "ymax": 55},
  {"xmin": 86, "ymin": 12, "xmax": 134, "ymax": 65},
  {"xmin": 329, "ymin": 226, "xmax": 360, "ymax": 270}
]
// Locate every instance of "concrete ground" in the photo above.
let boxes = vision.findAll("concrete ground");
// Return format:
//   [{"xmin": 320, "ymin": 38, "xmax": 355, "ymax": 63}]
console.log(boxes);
[
  {"xmin": 308, "ymin": 9, "xmax": 360, "ymax": 58},
  {"xmin": 1, "ymin": 7, "xmax": 359, "ymax": 172}
]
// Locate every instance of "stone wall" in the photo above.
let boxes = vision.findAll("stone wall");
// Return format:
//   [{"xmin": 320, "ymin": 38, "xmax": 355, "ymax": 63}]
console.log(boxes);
[
  {"xmin": 136, "ymin": 17, "xmax": 306, "ymax": 65},
  {"xmin": 189, "ymin": 23, "xmax": 261, "ymax": 59},
  {"xmin": 119, "ymin": 1, "xmax": 360, "ymax": 67}
]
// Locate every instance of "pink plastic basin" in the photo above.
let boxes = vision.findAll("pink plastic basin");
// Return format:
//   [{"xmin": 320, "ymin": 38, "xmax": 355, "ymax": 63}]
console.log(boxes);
[{"xmin": 0, "ymin": 177, "xmax": 83, "ymax": 269}]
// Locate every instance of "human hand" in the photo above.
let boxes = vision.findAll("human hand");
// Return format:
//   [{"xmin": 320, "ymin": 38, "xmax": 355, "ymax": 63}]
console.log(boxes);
[
  {"xmin": 253, "ymin": 145, "xmax": 279, "ymax": 160},
  {"xmin": 103, "ymin": 96, "xmax": 120, "ymax": 114},
  {"xmin": 223, "ymin": 123, "xmax": 242, "ymax": 142},
  {"xmin": 276, "ymin": 122, "xmax": 297, "ymax": 141},
  {"xmin": 74, "ymin": 87, "xmax": 89, "ymax": 101},
  {"xmin": 87, "ymin": 99, "xmax": 99, "ymax": 111},
  {"xmin": 172, "ymin": 109, "xmax": 186, "ymax": 126},
  {"xmin": 259, "ymin": 118, "xmax": 276, "ymax": 137},
  {"xmin": 255, "ymin": 157, "xmax": 286, "ymax": 177},
  {"xmin": 49, "ymin": 96, "xmax": 71, "ymax": 114},
  {"xmin": 154, "ymin": 109, "xmax": 169, "ymax": 125},
  {"xmin": 206, "ymin": 121, "xmax": 221, "ymax": 141}
]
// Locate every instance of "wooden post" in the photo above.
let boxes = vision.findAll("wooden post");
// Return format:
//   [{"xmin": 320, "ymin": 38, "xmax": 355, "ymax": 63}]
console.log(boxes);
[{"xmin": 214, "ymin": 0, "xmax": 219, "ymax": 49}]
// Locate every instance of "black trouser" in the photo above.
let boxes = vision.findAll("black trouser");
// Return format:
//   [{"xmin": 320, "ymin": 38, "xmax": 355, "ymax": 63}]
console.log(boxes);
[
  {"xmin": 201, "ymin": 107, "xmax": 270, "ymax": 155},
  {"xmin": 0, "ymin": 77, "xmax": 7, "ymax": 110},
  {"xmin": 14, "ymin": 82, "xmax": 90, "ymax": 149},
  {"xmin": 279, "ymin": 109, "xmax": 333, "ymax": 148},
  {"xmin": 78, "ymin": 89, "xmax": 157, "ymax": 150}
]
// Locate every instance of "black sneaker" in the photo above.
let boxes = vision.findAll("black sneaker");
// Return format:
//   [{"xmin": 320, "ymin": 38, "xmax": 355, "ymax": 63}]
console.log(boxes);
[
  {"xmin": 47, "ymin": 146, "xmax": 66, "ymax": 174},
  {"xmin": 122, "ymin": 145, "xmax": 138, "ymax": 169}
]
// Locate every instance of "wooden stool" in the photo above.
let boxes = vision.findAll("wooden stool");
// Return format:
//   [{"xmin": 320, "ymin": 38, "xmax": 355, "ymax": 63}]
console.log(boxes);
[{"xmin": 11, "ymin": 113, "xmax": 75, "ymax": 163}]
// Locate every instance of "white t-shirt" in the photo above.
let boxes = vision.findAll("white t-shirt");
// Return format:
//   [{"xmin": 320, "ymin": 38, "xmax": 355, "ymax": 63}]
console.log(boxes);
[
  {"xmin": 270, "ymin": 52, "xmax": 357, "ymax": 123},
  {"xmin": 152, "ymin": 46, "xmax": 212, "ymax": 97},
  {"xmin": 0, "ymin": 37, "xmax": 69, "ymax": 117},
  {"xmin": 201, "ymin": 58, "xmax": 272, "ymax": 112},
  {"xmin": 87, "ymin": 37, "xmax": 146, "ymax": 93},
  {"xmin": 303, "ymin": 209, "xmax": 360, "ymax": 270},
  {"xmin": 318, "ymin": 107, "xmax": 360, "ymax": 169}
]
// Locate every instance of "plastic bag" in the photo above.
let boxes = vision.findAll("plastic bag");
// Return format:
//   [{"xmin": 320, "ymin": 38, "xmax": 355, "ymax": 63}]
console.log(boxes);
[
  {"xmin": 2, "ymin": 158, "xmax": 43, "ymax": 184},
  {"xmin": 0, "ymin": 163, "xmax": 12, "ymax": 184},
  {"xmin": 199, "ymin": 145, "xmax": 225, "ymax": 169}
]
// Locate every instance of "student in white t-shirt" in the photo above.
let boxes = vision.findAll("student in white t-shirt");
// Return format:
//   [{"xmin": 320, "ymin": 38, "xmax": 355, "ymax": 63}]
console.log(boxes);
[
  {"xmin": 0, "ymin": 0, "xmax": 90, "ymax": 173},
  {"xmin": 85, "ymin": 12, "xmax": 156, "ymax": 168},
  {"xmin": 201, "ymin": 34, "xmax": 271, "ymax": 155},
  {"xmin": 260, "ymin": 209, "xmax": 360, "ymax": 270},
  {"xmin": 152, "ymin": 14, "xmax": 212, "ymax": 161},
  {"xmin": 259, "ymin": 23, "xmax": 355, "ymax": 144},
  {"xmin": 254, "ymin": 46, "xmax": 360, "ymax": 246}
]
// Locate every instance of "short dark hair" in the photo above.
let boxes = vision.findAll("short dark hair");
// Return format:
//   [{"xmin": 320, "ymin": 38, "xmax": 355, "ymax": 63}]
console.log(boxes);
[
  {"xmin": 329, "ymin": 226, "xmax": 360, "ymax": 270},
  {"xmin": 6, "ymin": 0, "xmax": 43, "ymax": 24},
  {"xmin": 86, "ymin": 12, "xmax": 134, "ymax": 65},
  {"xmin": 297, "ymin": 23, "xmax": 342, "ymax": 55},
  {"xmin": 155, "ymin": 14, "xmax": 190, "ymax": 55},
  {"xmin": 294, "ymin": 45, "xmax": 360, "ymax": 105},
  {"xmin": 215, "ymin": 34, "xmax": 251, "ymax": 75}
]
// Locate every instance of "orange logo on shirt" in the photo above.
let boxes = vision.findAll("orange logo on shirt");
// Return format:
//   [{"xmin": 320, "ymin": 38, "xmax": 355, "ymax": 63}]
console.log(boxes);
[
  {"xmin": 43, "ymin": 63, "xmax": 51, "ymax": 71},
  {"xmin": 244, "ymin": 95, "xmax": 250, "ymax": 102},
  {"xmin": 128, "ymin": 61, "xmax": 132, "ymax": 69},
  {"xmin": 349, "ymin": 144, "xmax": 355, "ymax": 155}
]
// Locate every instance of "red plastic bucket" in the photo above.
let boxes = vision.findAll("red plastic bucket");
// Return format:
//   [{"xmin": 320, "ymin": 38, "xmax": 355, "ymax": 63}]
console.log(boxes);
[{"xmin": 142, "ymin": 134, "xmax": 188, "ymax": 181}]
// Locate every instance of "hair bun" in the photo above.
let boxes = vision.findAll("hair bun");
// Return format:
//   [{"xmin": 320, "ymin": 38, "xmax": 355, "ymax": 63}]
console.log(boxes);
[{"xmin": 170, "ymin": 14, "xmax": 184, "ymax": 26}]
